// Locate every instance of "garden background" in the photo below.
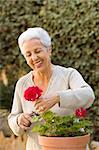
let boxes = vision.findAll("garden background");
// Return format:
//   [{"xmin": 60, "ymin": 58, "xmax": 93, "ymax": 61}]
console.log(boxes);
[{"xmin": 0, "ymin": 0, "xmax": 99, "ymax": 149}]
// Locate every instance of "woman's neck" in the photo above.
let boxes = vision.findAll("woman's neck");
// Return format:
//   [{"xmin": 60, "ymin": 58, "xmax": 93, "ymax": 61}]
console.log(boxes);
[{"xmin": 33, "ymin": 64, "xmax": 53, "ymax": 87}]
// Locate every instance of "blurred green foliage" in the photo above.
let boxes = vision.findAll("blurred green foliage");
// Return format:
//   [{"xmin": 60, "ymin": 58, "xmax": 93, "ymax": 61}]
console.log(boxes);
[{"xmin": 0, "ymin": 0, "xmax": 99, "ymax": 140}]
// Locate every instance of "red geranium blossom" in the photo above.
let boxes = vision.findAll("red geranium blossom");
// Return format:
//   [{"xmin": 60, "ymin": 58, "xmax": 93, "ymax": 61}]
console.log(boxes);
[
  {"xmin": 24, "ymin": 86, "xmax": 43, "ymax": 101},
  {"xmin": 75, "ymin": 107, "xmax": 87, "ymax": 118}
]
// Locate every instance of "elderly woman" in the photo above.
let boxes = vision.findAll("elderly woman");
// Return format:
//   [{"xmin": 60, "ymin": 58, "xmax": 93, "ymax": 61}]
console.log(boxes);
[{"xmin": 8, "ymin": 27, "xmax": 95, "ymax": 150}]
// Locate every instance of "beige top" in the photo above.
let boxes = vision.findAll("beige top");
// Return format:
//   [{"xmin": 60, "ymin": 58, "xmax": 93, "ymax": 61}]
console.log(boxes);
[{"xmin": 8, "ymin": 65, "xmax": 95, "ymax": 150}]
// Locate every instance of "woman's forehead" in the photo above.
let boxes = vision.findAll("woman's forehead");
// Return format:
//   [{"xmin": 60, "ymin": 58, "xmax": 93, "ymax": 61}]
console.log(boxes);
[{"xmin": 21, "ymin": 39, "xmax": 46, "ymax": 53}]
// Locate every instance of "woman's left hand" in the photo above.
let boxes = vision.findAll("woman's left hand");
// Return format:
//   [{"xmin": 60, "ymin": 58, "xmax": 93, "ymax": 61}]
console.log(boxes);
[{"xmin": 34, "ymin": 95, "xmax": 60, "ymax": 113}]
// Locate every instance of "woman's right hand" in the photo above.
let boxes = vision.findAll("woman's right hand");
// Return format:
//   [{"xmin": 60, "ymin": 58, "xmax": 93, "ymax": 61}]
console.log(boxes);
[{"xmin": 17, "ymin": 113, "xmax": 32, "ymax": 130}]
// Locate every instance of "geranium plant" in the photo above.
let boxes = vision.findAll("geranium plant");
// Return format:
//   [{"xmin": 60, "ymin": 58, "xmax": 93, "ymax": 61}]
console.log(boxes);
[
  {"xmin": 32, "ymin": 108, "xmax": 93, "ymax": 137},
  {"xmin": 24, "ymin": 86, "xmax": 93, "ymax": 137}
]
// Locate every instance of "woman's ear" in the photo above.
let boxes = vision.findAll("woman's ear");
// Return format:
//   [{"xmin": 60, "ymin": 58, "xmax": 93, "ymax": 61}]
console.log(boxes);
[{"xmin": 48, "ymin": 46, "xmax": 52, "ymax": 55}]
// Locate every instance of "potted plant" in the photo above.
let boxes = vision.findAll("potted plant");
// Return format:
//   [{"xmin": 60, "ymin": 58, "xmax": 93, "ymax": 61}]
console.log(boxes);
[
  {"xmin": 24, "ymin": 86, "xmax": 93, "ymax": 150},
  {"xmin": 32, "ymin": 108, "xmax": 93, "ymax": 150}
]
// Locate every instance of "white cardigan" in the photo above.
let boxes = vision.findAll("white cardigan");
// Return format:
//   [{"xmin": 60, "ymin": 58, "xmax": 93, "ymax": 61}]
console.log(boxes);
[{"xmin": 8, "ymin": 65, "xmax": 95, "ymax": 150}]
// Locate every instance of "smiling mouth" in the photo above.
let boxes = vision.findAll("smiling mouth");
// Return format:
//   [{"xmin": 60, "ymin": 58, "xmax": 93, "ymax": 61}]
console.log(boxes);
[{"xmin": 34, "ymin": 61, "xmax": 43, "ymax": 68}]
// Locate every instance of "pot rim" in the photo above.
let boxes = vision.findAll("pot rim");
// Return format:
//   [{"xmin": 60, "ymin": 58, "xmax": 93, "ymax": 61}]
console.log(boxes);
[{"xmin": 38, "ymin": 134, "xmax": 90, "ymax": 139}]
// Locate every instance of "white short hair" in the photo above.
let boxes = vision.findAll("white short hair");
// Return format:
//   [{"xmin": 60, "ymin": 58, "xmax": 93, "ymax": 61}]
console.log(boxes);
[{"xmin": 18, "ymin": 27, "xmax": 51, "ymax": 54}]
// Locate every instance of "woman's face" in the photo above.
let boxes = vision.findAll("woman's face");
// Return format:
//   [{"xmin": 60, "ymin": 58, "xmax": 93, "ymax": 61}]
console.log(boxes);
[{"xmin": 21, "ymin": 39, "xmax": 51, "ymax": 72}]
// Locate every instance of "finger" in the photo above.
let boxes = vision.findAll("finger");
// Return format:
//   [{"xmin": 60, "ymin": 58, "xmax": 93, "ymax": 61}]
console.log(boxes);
[
  {"xmin": 24, "ymin": 114, "xmax": 32, "ymax": 122},
  {"xmin": 35, "ymin": 104, "xmax": 44, "ymax": 111},
  {"xmin": 38, "ymin": 101, "xmax": 54, "ymax": 113},
  {"xmin": 34, "ymin": 98, "xmax": 43, "ymax": 106},
  {"xmin": 38, "ymin": 108, "xmax": 47, "ymax": 114},
  {"xmin": 23, "ymin": 120, "xmax": 31, "ymax": 127},
  {"xmin": 19, "ymin": 118, "xmax": 31, "ymax": 127},
  {"xmin": 20, "ymin": 115, "xmax": 31, "ymax": 126},
  {"xmin": 36, "ymin": 105, "xmax": 47, "ymax": 114},
  {"xmin": 35, "ymin": 104, "xmax": 40, "ymax": 110},
  {"xmin": 20, "ymin": 124, "xmax": 30, "ymax": 130}
]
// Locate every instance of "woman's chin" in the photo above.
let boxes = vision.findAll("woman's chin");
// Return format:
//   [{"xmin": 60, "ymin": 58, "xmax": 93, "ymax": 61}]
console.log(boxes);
[{"xmin": 35, "ymin": 65, "xmax": 45, "ymax": 72}]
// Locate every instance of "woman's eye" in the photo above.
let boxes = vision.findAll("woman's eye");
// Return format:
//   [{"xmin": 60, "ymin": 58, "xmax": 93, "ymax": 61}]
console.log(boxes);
[
  {"xmin": 35, "ymin": 48, "xmax": 43, "ymax": 53},
  {"xmin": 26, "ymin": 53, "xmax": 31, "ymax": 57},
  {"xmin": 35, "ymin": 50, "xmax": 41, "ymax": 53}
]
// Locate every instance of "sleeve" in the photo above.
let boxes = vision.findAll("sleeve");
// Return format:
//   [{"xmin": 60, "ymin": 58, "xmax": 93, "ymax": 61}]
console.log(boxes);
[
  {"xmin": 8, "ymin": 81, "xmax": 25, "ymax": 136},
  {"xmin": 57, "ymin": 69, "xmax": 95, "ymax": 109}
]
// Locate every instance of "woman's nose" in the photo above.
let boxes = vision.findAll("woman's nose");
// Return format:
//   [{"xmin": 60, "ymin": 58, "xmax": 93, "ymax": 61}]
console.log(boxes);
[{"xmin": 31, "ymin": 53, "xmax": 38, "ymax": 60}]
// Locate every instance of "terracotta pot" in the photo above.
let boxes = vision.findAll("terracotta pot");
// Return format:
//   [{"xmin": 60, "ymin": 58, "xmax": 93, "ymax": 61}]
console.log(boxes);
[{"xmin": 38, "ymin": 134, "xmax": 90, "ymax": 150}]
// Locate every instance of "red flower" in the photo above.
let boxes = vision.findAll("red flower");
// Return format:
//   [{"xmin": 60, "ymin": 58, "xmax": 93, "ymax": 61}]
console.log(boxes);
[
  {"xmin": 75, "ymin": 107, "xmax": 87, "ymax": 118},
  {"xmin": 24, "ymin": 86, "xmax": 43, "ymax": 101}
]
